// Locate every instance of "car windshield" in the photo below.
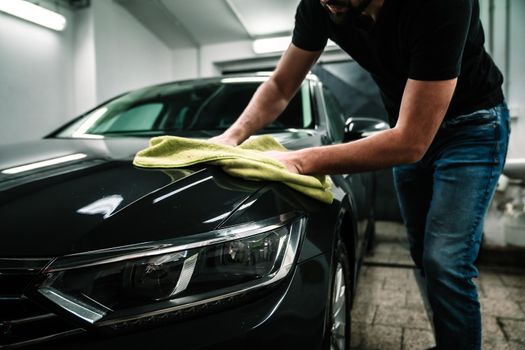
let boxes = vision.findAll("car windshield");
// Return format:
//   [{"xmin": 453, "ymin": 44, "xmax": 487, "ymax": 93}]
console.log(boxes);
[{"xmin": 55, "ymin": 77, "xmax": 314, "ymax": 139}]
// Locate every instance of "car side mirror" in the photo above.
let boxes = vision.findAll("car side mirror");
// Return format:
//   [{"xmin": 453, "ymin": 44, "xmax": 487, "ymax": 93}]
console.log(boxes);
[{"xmin": 344, "ymin": 117, "xmax": 389, "ymax": 142}]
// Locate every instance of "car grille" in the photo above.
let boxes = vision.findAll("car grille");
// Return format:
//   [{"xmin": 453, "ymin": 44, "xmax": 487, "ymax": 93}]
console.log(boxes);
[{"xmin": 0, "ymin": 259, "xmax": 84, "ymax": 349}]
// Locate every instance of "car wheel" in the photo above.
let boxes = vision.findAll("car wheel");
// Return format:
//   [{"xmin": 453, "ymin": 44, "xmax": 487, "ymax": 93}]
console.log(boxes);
[{"xmin": 328, "ymin": 240, "xmax": 352, "ymax": 350}]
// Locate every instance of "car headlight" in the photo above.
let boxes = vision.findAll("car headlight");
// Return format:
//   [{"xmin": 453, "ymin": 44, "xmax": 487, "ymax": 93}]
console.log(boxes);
[{"xmin": 34, "ymin": 212, "xmax": 305, "ymax": 327}]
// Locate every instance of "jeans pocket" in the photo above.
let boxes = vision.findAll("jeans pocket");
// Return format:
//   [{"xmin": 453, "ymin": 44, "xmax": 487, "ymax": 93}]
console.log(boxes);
[{"xmin": 442, "ymin": 109, "xmax": 497, "ymax": 129}]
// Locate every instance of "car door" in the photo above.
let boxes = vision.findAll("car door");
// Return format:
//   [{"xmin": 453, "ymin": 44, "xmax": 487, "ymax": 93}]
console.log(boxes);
[{"xmin": 321, "ymin": 85, "xmax": 374, "ymax": 262}]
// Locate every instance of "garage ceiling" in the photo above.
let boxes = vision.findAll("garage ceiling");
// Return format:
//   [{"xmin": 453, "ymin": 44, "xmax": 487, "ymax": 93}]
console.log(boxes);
[{"xmin": 115, "ymin": 0, "xmax": 301, "ymax": 49}]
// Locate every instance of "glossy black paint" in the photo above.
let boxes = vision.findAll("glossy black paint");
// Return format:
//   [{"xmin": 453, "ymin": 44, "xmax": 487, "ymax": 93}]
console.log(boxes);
[{"xmin": 0, "ymin": 74, "xmax": 377, "ymax": 349}]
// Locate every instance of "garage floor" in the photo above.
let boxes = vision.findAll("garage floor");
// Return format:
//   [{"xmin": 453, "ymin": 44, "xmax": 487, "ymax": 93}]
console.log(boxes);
[{"xmin": 350, "ymin": 221, "xmax": 525, "ymax": 350}]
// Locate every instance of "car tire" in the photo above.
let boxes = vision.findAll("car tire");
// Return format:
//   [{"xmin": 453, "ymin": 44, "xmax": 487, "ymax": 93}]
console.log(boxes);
[{"xmin": 325, "ymin": 238, "xmax": 352, "ymax": 350}]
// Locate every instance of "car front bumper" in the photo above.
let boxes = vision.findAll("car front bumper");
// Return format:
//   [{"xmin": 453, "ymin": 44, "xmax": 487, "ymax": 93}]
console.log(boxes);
[{"xmin": 7, "ymin": 254, "xmax": 332, "ymax": 350}]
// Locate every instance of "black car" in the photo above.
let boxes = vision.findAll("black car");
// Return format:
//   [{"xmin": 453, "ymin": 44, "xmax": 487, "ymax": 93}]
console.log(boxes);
[{"xmin": 0, "ymin": 73, "xmax": 387, "ymax": 350}]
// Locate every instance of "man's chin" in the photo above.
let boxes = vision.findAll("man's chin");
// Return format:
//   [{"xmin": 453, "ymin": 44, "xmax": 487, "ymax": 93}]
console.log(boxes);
[{"xmin": 329, "ymin": 12, "xmax": 348, "ymax": 24}]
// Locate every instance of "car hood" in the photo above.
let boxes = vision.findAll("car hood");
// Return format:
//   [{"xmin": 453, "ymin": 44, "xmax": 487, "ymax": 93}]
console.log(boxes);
[{"xmin": 0, "ymin": 132, "xmax": 321, "ymax": 258}]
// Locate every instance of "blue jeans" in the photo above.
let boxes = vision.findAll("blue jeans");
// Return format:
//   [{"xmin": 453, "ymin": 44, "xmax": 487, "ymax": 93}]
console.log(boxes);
[{"xmin": 393, "ymin": 103, "xmax": 510, "ymax": 350}]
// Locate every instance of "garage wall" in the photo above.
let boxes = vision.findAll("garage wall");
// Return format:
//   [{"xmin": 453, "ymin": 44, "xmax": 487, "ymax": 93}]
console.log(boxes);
[
  {"xmin": 506, "ymin": 0, "xmax": 525, "ymax": 159},
  {"xmin": 0, "ymin": 1, "xmax": 176, "ymax": 147},
  {"xmin": 0, "ymin": 5, "xmax": 75, "ymax": 146},
  {"xmin": 199, "ymin": 40, "xmax": 255, "ymax": 77},
  {"xmin": 73, "ymin": 7, "xmax": 97, "ymax": 115},
  {"xmin": 90, "ymin": 0, "xmax": 173, "ymax": 106},
  {"xmin": 480, "ymin": 0, "xmax": 524, "ymax": 159},
  {"xmin": 172, "ymin": 48, "xmax": 199, "ymax": 81}
]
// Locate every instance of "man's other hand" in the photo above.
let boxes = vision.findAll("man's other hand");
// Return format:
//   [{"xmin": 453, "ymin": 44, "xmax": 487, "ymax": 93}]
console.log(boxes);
[{"xmin": 264, "ymin": 151, "xmax": 301, "ymax": 174}]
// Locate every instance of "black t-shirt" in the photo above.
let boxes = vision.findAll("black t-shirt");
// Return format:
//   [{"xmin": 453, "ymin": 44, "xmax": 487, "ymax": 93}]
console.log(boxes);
[{"xmin": 292, "ymin": 0, "xmax": 504, "ymax": 126}]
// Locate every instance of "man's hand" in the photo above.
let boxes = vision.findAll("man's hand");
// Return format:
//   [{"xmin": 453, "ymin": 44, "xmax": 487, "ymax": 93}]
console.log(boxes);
[
  {"xmin": 264, "ymin": 151, "xmax": 302, "ymax": 174},
  {"xmin": 208, "ymin": 133, "xmax": 239, "ymax": 146}
]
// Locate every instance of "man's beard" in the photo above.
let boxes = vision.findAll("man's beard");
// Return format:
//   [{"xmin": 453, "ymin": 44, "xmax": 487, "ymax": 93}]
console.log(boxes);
[{"xmin": 327, "ymin": 0, "xmax": 373, "ymax": 25}]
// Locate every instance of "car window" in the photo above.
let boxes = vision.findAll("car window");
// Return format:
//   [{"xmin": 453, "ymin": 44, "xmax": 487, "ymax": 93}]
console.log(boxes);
[
  {"xmin": 186, "ymin": 83, "xmax": 311, "ymax": 131},
  {"xmin": 89, "ymin": 103, "xmax": 164, "ymax": 133},
  {"xmin": 301, "ymin": 83, "xmax": 313, "ymax": 128},
  {"xmin": 323, "ymin": 86, "xmax": 345, "ymax": 142},
  {"xmin": 56, "ymin": 80, "xmax": 315, "ymax": 138}
]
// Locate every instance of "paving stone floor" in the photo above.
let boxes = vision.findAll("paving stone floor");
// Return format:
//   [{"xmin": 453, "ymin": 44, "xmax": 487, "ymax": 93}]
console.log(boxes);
[{"xmin": 350, "ymin": 221, "xmax": 525, "ymax": 350}]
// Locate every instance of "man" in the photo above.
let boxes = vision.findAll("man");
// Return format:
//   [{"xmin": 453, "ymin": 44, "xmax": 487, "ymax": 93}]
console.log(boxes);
[{"xmin": 212, "ymin": 0, "xmax": 510, "ymax": 348}]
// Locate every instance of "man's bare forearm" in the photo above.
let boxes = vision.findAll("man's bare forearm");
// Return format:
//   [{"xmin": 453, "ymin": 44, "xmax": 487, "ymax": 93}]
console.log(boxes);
[
  {"xmin": 214, "ymin": 44, "xmax": 322, "ymax": 146},
  {"xmin": 290, "ymin": 128, "xmax": 422, "ymax": 175},
  {"xmin": 222, "ymin": 79, "xmax": 292, "ymax": 144},
  {"xmin": 277, "ymin": 79, "xmax": 458, "ymax": 175}
]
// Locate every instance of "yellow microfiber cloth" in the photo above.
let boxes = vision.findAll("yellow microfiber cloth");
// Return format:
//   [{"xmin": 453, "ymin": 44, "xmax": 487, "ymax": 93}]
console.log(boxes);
[{"xmin": 133, "ymin": 135, "xmax": 333, "ymax": 204}]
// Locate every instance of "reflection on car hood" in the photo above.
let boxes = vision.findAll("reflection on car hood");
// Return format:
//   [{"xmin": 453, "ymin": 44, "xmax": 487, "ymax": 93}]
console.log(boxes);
[
  {"xmin": 0, "ymin": 131, "xmax": 321, "ymax": 258},
  {"xmin": 0, "ymin": 139, "xmax": 255, "ymax": 257}
]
